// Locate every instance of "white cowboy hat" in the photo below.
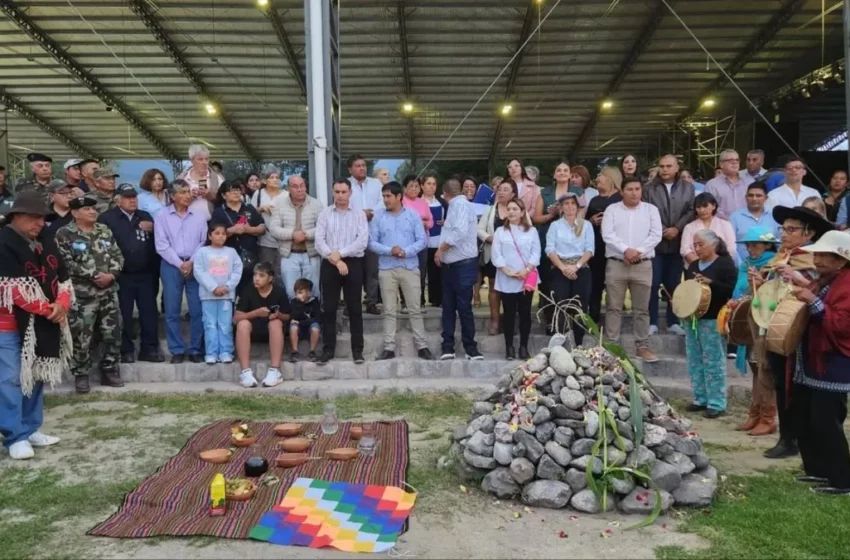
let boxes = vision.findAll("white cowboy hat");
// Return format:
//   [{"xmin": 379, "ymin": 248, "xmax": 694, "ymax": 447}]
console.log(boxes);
[{"xmin": 801, "ymin": 230, "xmax": 850, "ymax": 261}]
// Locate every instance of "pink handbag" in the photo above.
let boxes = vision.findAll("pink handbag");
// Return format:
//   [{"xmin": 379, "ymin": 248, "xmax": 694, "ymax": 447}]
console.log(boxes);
[{"xmin": 508, "ymin": 229, "xmax": 538, "ymax": 293}]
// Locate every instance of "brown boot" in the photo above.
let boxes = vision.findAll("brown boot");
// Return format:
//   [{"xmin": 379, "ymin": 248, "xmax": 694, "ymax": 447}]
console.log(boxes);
[
  {"xmin": 749, "ymin": 404, "xmax": 777, "ymax": 436},
  {"xmin": 74, "ymin": 375, "xmax": 90, "ymax": 394},
  {"xmin": 100, "ymin": 370, "xmax": 125, "ymax": 388},
  {"xmin": 736, "ymin": 403, "xmax": 761, "ymax": 431}
]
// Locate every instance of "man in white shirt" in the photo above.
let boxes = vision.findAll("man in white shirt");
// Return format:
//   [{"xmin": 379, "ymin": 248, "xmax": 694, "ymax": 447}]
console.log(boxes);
[
  {"xmin": 601, "ymin": 177, "xmax": 663, "ymax": 363},
  {"xmin": 740, "ymin": 149, "xmax": 767, "ymax": 182},
  {"xmin": 347, "ymin": 154, "xmax": 384, "ymax": 315},
  {"xmin": 767, "ymin": 157, "xmax": 820, "ymax": 210}
]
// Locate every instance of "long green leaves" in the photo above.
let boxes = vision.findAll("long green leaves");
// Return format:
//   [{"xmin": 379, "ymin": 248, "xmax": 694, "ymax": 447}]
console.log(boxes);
[{"xmin": 621, "ymin": 359, "xmax": 645, "ymax": 447}]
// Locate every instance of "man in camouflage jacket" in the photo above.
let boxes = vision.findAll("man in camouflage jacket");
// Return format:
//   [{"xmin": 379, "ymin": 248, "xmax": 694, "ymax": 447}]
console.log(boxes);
[
  {"xmin": 14, "ymin": 152, "xmax": 54, "ymax": 206},
  {"xmin": 55, "ymin": 196, "xmax": 125, "ymax": 393},
  {"xmin": 90, "ymin": 168, "xmax": 119, "ymax": 214}
]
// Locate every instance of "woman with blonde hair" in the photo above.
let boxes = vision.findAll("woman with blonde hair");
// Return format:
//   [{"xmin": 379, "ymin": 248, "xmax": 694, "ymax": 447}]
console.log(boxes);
[
  {"xmin": 479, "ymin": 179, "xmax": 519, "ymax": 334},
  {"xmin": 586, "ymin": 167, "xmax": 623, "ymax": 322},
  {"xmin": 802, "ymin": 195, "xmax": 827, "ymax": 219}
]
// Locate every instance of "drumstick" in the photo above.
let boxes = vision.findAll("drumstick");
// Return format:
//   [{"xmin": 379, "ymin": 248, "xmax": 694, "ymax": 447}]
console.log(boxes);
[{"xmin": 660, "ymin": 285, "xmax": 674, "ymax": 302}]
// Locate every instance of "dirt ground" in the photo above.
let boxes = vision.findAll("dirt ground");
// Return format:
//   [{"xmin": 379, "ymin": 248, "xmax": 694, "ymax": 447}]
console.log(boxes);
[{"xmin": 2, "ymin": 398, "xmax": 804, "ymax": 560}]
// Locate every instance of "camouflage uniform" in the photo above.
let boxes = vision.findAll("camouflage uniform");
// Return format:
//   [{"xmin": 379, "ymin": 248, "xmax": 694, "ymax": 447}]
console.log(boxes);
[
  {"xmin": 91, "ymin": 189, "xmax": 117, "ymax": 214},
  {"xmin": 14, "ymin": 178, "xmax": 52, "ymax": 206},
  {"xmin": 54, "ymin": 222, "xmax": 125, "ymax": 376}
]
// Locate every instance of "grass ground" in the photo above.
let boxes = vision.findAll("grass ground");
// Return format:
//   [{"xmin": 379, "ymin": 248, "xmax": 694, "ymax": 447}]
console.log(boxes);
[{"xmin": 0, "ymin": 392, "xmax": 847, "ymax": 559}]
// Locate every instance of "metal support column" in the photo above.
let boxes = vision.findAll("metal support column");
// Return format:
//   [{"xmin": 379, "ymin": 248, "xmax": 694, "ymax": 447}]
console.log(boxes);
[
  {"xmin": 845, "ymin": 0, "xmax": 849, "ymax": 171},
  {"xmin": 305, "ymin": 0, "xmax": 340, "ymax": 207}
]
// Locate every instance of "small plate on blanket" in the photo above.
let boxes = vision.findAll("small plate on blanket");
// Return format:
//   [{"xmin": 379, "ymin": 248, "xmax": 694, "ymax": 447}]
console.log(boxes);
[
  {"xmin": 199, "ymin": 449, "xmax": 232, "ymax": 464},
  {"xmin": 273, "ymin": 423, "xmax": 303, "ymax": 437}
]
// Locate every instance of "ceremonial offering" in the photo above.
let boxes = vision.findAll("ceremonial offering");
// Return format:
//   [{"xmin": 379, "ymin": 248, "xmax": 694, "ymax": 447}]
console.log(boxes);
[
  {"xmin": 728, "ymin": 297, "xmax": 755, "ymax": 346},
  {"xmin": 199, "ymin": 448, "xmax": 232, "ymax": 464},
  {"xmin": 275, "ymin": 452, "xmax": 310, "ymax": 468},
  {"xmin": 766, "ymin": 298, "xmax": 809, "ymax": 356},
  {"xmin": 672, "ymin": 279, "xmax": 711, "ymax": 320},
  {"xmin": 209, "ymin": 474, "xmax": 226, "ymax": 516},
  {"xmin": 325, "ymin": 447, "xmax": 359, "ymax": 461},
  {"xmin": 225, "ymin": 479, "xmax": 257, "ymax": 502},
  {"xmin": 244, "ymin": 456, "xmax": 269, "ymax": 477},
  {"xmin": 279, "ymin": 437, "xmax": 312, "ymax": 453},
  {"xmin": 273, "ymin": 423, "xmax": 302, "ymax": 437},
  {"xmin": 230, "ymin": 423, "xmax": 257, "ymax": 447}
]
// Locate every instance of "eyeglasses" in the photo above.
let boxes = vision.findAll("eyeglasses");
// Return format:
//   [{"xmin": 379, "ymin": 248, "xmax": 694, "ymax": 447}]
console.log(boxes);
[
  {"xmin": 721, "ymin": 158, "xmax": 740, "ymax": 163},
  {"xmin": 779, "ymin": 225, "xmax": 806, "ymax": 234}
]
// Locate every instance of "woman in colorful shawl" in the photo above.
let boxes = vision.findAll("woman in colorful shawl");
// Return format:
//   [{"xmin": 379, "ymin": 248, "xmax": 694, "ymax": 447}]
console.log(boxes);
[
  {"xmin": 790, "ymin": 230, "xmax": 850, "ymax": 494},
  {"xmin": 731, "ymin": 226, "xmax": 777, "ymax": 435}
]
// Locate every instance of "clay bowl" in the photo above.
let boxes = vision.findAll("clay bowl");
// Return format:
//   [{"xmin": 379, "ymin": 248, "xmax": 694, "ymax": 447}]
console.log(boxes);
[
  {"xmin": 276, "ymin": 452, "xmax": 310, "ymax": 468},
  {"xmin": 226, "ymin": 480, "xmax": 257, "ymax": 502},
  {"xmin": 230, "ymin": 435, "xmax": 257, "ymax": 448},
  {"xmin": 326, "ymin": 447, "xmax": 359, "ymax": 461},
  {"xmin": 349, "ymin": 427, "xmax": 363, "ymax": 440},
  {"xmin": 274, "ymin": 423, "xmax": 303, "ymax": 437},
  {"xmin": 279, "ymin": 437, "xmax": 312, "ymax": 453},
  {"xmin": 199, "ymin": 448, "xmax": 232, "ymax": 464}
]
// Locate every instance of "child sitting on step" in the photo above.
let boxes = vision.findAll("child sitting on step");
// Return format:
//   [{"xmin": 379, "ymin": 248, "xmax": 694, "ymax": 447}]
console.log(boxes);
[
  {"xmin": 288, "ymin": 278, "xmax": 321, "ymax": 363},
  {"xmin": 233, "ymin": 261, "xmax": 291, "ymax": 388}
]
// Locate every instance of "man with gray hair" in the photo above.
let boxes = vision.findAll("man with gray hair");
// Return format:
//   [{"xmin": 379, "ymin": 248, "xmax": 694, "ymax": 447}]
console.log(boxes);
[
  {"xmin": 176, "ymin": 144, "xmax": 224, "ymax": 222},
  {"xmin": 741, "ymin": 149, "xmax": 767, "ymax": 182},
  {"xmin": 269, "ymin": 175, "xmax": 322, "ymax": 298},
  {"xmin": 705, "ymin": 149, "xmax": 753, "ymax": 219}
]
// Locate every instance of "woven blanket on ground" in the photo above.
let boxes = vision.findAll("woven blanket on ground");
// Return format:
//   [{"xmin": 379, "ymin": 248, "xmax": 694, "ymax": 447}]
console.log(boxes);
[
  {"xmin": 249, "ymin": 477, "xmax": 416, "ymax": 552},
  {"xmin": 88, "ymin": 419, "xmax": 409, "ymax": 539}
]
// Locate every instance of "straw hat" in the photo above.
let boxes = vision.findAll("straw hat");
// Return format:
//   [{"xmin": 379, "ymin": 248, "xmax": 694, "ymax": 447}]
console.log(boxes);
[{"xmin": 801, "ymin": 230, "xmax": 850, "ymax": 262}]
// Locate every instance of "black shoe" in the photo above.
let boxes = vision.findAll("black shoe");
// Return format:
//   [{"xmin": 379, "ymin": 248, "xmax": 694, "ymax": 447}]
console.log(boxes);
[
  {"xmin": 812, "ymin": 486, "xmax": 850, "ymax": 495},
  {"xmin": 188, "ymin": 354, "xmax": 203, "ymax": 364},
  {"xmin": 704, "ymin": 409, "xmax": 726, "ymax": 419},
  {"xmin": 121, "ymin": 352, "xmax": 135, "ymax": 364},
  {"xmin": 518, "ymin": 346, "xmax": 530, "ymax": 360},
  {"xmin": 343, "ymin": 306, "xmax": 349, "ymax": 318},
  {"xmin": 308, "ymin": 350, "xmax": 318, "ymax": 362},
  {"xmin": 289, "ymin": 351, "xmax": 300, "ymax": 363},
  {"xmin": 796, "ymin": 475, "xmax": 829, "ymax": 484},
  {"xmin": 466, "ymin": 348, "xmax": 484, "ymax": 361},
  {"xmin": 100, "ymin": 371, "xmax": 125, "ymax": 388},
  {"xmin": 764, "ymin": 439, "xmax": 798, "ymax": 459},
  {"xmin": 138, "ymin": 351, "xmax": 164, "ymax": 363},
  {"xmin": 353, "ymin": 352, "xmax": 365, "ymax": 364},
  {"xmin": 418, "ymin": 348, "xmax": 434, "ymax": 360},
  {"xmin": 376, "ymin": 350, "xmax": 395, "ymax": 361},
  {"xmin": 317, "ymin": 351, "xmax": 334, "ymax": 366},
  {"xmin": 506, "ymin": 347, "xmax": 516, "ymax": 360},
  {"xmin": 75, "ymin": 375, "xmax": 90, "ymax": 394},
  {"xmin": 685, "ymin": 403, "xmax": 707, "ymax": 412},
  {"xmin": 365, "ymin": 304, "xmax": 381, "ymax": 316},
  {"xmin": 170, "ymin": 354, "xmax": 185, "ymax": 364}
]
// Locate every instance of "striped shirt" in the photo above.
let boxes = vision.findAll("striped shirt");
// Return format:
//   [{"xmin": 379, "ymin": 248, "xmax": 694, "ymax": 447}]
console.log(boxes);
[
  {"xmin": 315, "ymin": 204, "xmax": 369, "ymax": 259},
  {"xmin": 441, "ymin": 195, "xmax": 479, "ymax": 264}
]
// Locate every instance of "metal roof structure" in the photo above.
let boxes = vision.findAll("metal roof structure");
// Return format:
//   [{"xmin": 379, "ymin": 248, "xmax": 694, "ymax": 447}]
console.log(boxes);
[{"xmin": 0, "ymin": 0, "xmax": 846, "ymax": 164}]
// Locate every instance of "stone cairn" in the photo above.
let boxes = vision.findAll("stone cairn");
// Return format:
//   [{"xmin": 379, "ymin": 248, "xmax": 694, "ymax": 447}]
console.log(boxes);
[{"xmin": 450, "ymin": 346, "xmax": 719, "ymax": 514}]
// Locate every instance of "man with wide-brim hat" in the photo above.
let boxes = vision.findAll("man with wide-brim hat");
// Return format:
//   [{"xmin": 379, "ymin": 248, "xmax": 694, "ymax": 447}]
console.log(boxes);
[
  {"xmin": 0, "ymin": 191, "xmax": 73, "ymax": 460},
  {"xmin": 750, "ymin": 205, "xmax": 834, "ymax": 460},
  {"xmin": 785, "ymin": 230, "xmax": 850, "ymax": 494}
]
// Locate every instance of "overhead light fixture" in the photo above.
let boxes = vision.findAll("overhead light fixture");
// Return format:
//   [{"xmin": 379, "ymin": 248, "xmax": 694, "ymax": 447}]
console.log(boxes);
[
  {"xmin": 402, "ymin": 102, "xmax": 414, "ymax": 113},
  {"xmin": 801, "ymin": 88, "xmax": 811, "ymax": 99},
  {"xmin": 701, "ymin": 98, "xmax": 716, "ymax": 108},
  {"xmin": 205, "ymin": 102, "xmax": 217, "ymax": 115},
  {"xmin": 601, "ymin": 100, "xmax": 614, "ymax": 110},
  {"xmin": 501, "ymin": 103, "xmax": 513, "ymax": 116},
  {"xmin": 257, "ymin": 0, "xmax": 269, "ymax": 5}
]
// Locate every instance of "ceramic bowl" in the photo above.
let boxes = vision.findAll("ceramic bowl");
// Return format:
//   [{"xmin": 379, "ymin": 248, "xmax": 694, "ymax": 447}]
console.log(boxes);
[
  {"xmin": 276, "ymin": 452, "xmax": 310, "ymax": 468},
  {"xmin": 230, "ymin": 435, "xmax": 257, "ymax": 448},
  {"xmin": 279, "ymin": 437, "xmax": 312, "ymax": 453},
  {"xmin": 199, "ymin": 448, "xmax": 232, "ymax": 464},
  {"xmin": 326, "ymin": 447, "xmax": 359, "ymax": 461},
  {"xmin": 225, "ymin": 480, "xmax": 257, "ymax": 502},
  {"xmin": 273, "ymin": 423, "xmax": 303, "ymax": 437}
]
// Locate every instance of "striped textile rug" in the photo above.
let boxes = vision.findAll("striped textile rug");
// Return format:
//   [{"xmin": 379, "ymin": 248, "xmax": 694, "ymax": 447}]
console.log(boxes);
[{"xmin": 88, "ymin": 419, "xmax": 409, "ymax": 539}]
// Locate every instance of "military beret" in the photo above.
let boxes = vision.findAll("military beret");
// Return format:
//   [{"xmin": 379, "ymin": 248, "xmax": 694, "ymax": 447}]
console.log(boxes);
[
  {"xmin": 69, "ymin": 196, "xmax": 97, "ymax": 210},
  {"xmin": 27, "ymin": 153, "xmax": 52, "ymax": 163}
]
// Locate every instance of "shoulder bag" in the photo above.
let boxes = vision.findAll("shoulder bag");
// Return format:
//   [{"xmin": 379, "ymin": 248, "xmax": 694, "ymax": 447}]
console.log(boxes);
[{"xmin": 507, "ymin": 228, "xmax": 538, "ymax": 292}]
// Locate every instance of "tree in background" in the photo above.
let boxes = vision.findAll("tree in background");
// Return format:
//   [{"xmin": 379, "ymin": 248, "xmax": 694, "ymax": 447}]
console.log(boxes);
[{"xmin": 218, "ymin": 160, "xmax": 309, "ymax": 183}]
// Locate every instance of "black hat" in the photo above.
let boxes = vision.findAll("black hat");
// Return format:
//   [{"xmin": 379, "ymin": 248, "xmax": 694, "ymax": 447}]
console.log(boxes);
[
  {"xmin": 26, "ymin": 153, "xmax": 52, "ymax": 164},
  {"xmin": 116, "ymin": 183, "xmax": 138, "ymax": 197},
  {"xmin": 7, "ymin": 191, "xmax": 49, "ymax": 217},
  {"xmin": 772, "ymin": 205, "xmax": 834, "ymax": 241},
  {"xmin": 69, "ymin": 196, "xmax": 97, "ymax": 210}
]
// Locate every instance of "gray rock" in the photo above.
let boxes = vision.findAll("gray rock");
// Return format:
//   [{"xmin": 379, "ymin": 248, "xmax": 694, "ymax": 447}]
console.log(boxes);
[
  {"xmin": 493, "ymin": 442, "xmax": 514, "ymax": 466},
  {"xmin": 601, "ymin": 373, "xmax": 616, "ymax": 385},
  {"xmin": 533, "ymin": 406, "xmax": 552, "ymax": 425},
  {"xmin": 452, "ymin": 426, "xmax": 468, "ymax": 442},
  {"xmin": 553, "ymin": 426, "xmax": 575, "ymax": 448},
  {"xmin": 611, "ymin": 474, "xmax": 635, "ymax": 495},
  {"xmin": 575, "ymin": 427, "xmax": 586, "ymax": 439},
  {"xmin": 585, "ymin": 410, "xmax": 600, "ymax": 438},
  {"xmin": 514, "ymin": 430, "xmax": 545, "ymax": 463},
  {"xmin": 481, "ymin": 467, "xmax": 520, "ymax": 499},
  {"xmin": 570, "ymin": 488, "xmax": 614, "ymax": 513},
  {"xmin": 456, "ymin": 458, "xmax": 492, "ymax": 482},
  {"xmin": 615, "ymin": 420, "xmax": 634, "ymax": 441},
  {"xmin": 494, "ymin": 421, "xmax": 514, "ymax": 444},
  {"xmin": 526, "ymin": 402, "xmax": 539, "ymax": 415},
  {"xmin": 467, "ymin": 414, "xmax": 496, "ymax": 436},
  {"xmin": 601, "ymin": 386, "xmax": 615, "ymax": 396},
  {"xmin": 608, "ymin": 448, "xmax": 626, "ymax": 466},
  {"xmin": 663, "ymin": 433, "xmax": 682, "ymax": 449},
  {"xmin": 466, "ymin": 430, "xmax": 495, "ymax": 456},
  {"xmin": 509, "ymin": 457, "xmax": 536, "ymax": 484},
  {"xmin": 617, "ymin": 406, "xmax": 632, "ymax": 421},
  {"xmin": 537, "ymin": 454, "xmax": 567, "ymax": 481},
  {"xmin": 560, "ymin": 389, "xmax": 586, "ymax": 410},
  {"xmin": 472, "ymin": 401, "xmax": 495, "ymax": 416},
  {"xmin": 545, "ymin": 441, "xmax": 573, "ymax": 467},
  {"xmin": 612, "ymin": 381, "xmax": 623, "ymax": 392},
  {"xmin": 619, "ymin": 489, "xmax": 675, "ymax": 514},
  {"xmin": 649, "ymin": 402, "xmax": 671, "ymax": 418},
  {"xmin": 573, "ymin": 352, "xmax": 592, "ymax": 369},
  {"xmin": 691, "ymin": 452, "xmax": 710, "ymax": 470},
  {"xmin": 651, "ymin": 415, "xmax": 681, "ymax": 433},
  {"xmin": 653, "ymin": 443, "xmax": 675, "ymax": 459},
  {"xmin": 550, "ymin": 379, "xmax": 564, "ymax": 397},
  {"xmin": 553, "ymin": 405, "xmax": 584, "ymax": 420},
  {"xmin": 618, "ymin": 438, "xmax": 635, "ymax": 453},
  {"xmin": 526, "ymin": 354, "xmax": 548, "ymax": 373},
  {"xmin": 494, "ymin": 410, "xmax": 511, "ymax": 423},
  {"xmin": 565, "ymin": 375, "xmax": 580, "ymax": 390},
  {"xmin": 510, "ymin": 367, "xmax": 525, "ymax": 386},
  {"xmin": 518, "ymin": 409, "xmax": 536, "ymax": 434},
  {"xmin": 521, "ymin": 480, "xmax": 572, "ymax": 509},
  {"xmin": 586, "ymin": 366, "xmax": 601, "ymax": 378},
  {"xmin": 608, "ymin": 400, "xmax": 619, "ymax": 414},
  {"xmin": 651, "ymin": 460, "xmax": 683, "ymax": 492},
  {"xmin": 565, "ymin": 468, "xmax": 588, "ymax": 491},
  {"xmin": 580, "ymin": 376, "xmax": 595, "ymax": 389},
  {"xmin": 569, "ymin": 454, "xmax": 603, "ymax": 475},
  {"xmin": 496, "ymin": 373, "xmax": 511, "ymax": 390},
  {"xmin": 513, "ymin": 442, "xmax": 527, "ymax": 458},
  {"xmin": 549, "ymin": 346, "xmax": 577, "ymax": 376},
  {"xmin": 534, "ymin": 373, "xmax": 555, "ymax": 389},
  {"xmin": 463, "ymin": 448, "xmax": 497, "ymax": 470},
  {"xmin": 538, "ymin": 396, "xmax": 556, "ymax": 409},
  {"xmin": 643, "ymin": 424, "xmax": 667, "ymax": 447},
  {"xmin": 664, "ymin": 451, "xmax": 696, "ymax": 475},
  {"xmin": 640, "ymin": 389, "xmax": 653, "ymax": 406},
  {"xmin": 698, "ymin": 465, "xmax": 718, "ymax": 484},
  {"xmin": 674, "ymin": 437, "xmax": 703, "ymax": 456},
  {"xmin": 535, "ymin": 421, "xmax": 556, "ymax": 444},
  {"xmin": 673, "ymin": 469, "xmax": 718, "ymax": 507},
  {"xmin": 571, "ymin": 438, "xmax": 596, "ymax": 456}
]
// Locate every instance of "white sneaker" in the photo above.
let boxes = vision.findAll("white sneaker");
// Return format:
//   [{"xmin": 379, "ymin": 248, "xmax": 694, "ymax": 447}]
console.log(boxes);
[
  {"xmin": 28, "ymin": 431, "xmax": 60, "ymax": 447},
  {"xmin": 9, "ymin": 440, "xmax": 34, "ymax": 460},
  {"xmin": 205, "ymin": 355, "xmax": 218, "ymax": 365},
  {"xmin": 649, "ymin": 325, "xmax": 659, "ymax": 335},
  {"xmin": 240, "ymin": 369, "xmax": 259, "ymax": 388},
  {"xmin": 668, "ymin": 324, "xmax": 687, "ymax": 336},
  {"xmin": 262, "ymin": 368, "xmax": 283, "ymax": 388}
]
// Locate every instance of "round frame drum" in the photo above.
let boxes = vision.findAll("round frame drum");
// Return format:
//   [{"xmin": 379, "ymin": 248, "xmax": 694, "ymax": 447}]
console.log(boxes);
[
  {"xmin": 672, "ymin": 279, "xmax": 711, "ymax": 320},
  {"xmin": 765, "ymin": 298, "xmax": 809, "ymax": 356}
]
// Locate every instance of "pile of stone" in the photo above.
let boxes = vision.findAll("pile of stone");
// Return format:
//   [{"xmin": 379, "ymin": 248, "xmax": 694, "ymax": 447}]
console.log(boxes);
[{"xmin": 450, "ymin": 346, "xmax": 718, "ymax": 514}]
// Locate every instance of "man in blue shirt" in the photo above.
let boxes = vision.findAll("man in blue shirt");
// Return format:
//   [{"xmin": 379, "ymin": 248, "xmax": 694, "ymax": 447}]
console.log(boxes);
[
  {"xmin": 729, "ymin": 182, "xmax": 778, "ymax": 263},
  {"xmin": 369, "ymin": 182, "xmax": 432, "ymax": 361}
]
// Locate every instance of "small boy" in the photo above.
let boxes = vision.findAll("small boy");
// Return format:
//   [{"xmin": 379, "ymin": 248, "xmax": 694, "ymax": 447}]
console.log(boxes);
[
  {"xmin": 288, "ymin": 278, "xmax": 321, "ymax": 362},
  {"xmin": 233, "ymin": 262, "xmax": 291, "ymax": 388}
]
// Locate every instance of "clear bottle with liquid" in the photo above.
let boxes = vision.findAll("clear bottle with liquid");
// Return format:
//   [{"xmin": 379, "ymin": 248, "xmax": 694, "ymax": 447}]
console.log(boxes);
[
  {"xmin": 357, "ymin": 423, "xmax": 378, "ymax": 457},
  {"xmin": 321, "ymin": 403, "xmax": 339, "ymax": 435}
]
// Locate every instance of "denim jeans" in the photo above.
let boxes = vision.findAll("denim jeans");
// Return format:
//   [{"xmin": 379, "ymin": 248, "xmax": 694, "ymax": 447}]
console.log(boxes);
[
  {"xmin": 201, "ymin": 299, "xmax": 234, "ymax": 360},
  {"xmin": 0, "ymin": 332, "xmax": 44, "ymax": 448},
  {"xmin": 161, "ymin": 261, "xmax": 203, "ymax": 356},
  {"xmin": 650, "ymin": 253, "xmax": 683, "ymax": 327},
  {"xmin": 441, "ymin": 258, "xmax": 479, "ymax": 353},
  {"xmin": 280, "ymin": 253, "xmax": 321, "ymax": 299}
]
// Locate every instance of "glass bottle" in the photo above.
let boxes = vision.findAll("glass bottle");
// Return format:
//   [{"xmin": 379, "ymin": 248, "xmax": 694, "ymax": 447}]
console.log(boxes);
[
  {"xmin": 321, "ymin": 403, "xmax": 339, "ymax": 435},
  {"xmin": 357, "ymin": 423, "xmax": 378, "ymax": 457}
]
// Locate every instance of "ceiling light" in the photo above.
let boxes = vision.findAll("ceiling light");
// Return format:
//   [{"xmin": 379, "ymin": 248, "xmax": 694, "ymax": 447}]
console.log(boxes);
[
  {"xmin": 701, "ymin": 98, "xmax": 716, "ymax": 108},
  {"xmin": 257, "ymin": 0, "xmax": 269, "ymax": 6},
  {"xmin": 402, "ymin": 102, "xmax": 414, "ymax": 113},
  {"xmin": 801, "ymin": 88, "xmax": 811, "ymax": 99},
  {"xmin": 601, "ymin": 100, "xmax": 613, "ymax": 110},
  {"xmin": 205, "ymin": 103, "xmax": 217, "ymax": 115},
  {"xmin": 500, "ymin": 103, "xmax": 513, "ymax": 116}
]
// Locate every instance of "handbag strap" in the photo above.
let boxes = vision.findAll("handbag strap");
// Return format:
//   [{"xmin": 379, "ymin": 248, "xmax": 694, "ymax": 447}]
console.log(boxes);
[{"xmin": 507, "ymin": 228, "xmax": 529, "ymax": 268}]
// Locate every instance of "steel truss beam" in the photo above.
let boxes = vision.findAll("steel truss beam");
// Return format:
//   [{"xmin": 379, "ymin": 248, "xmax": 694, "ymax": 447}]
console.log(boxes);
[
  {"xmin": 0, "ymin": 0, "xmax": 179, "ymax": 160},
  {"xmin": 396, "ymin": 0, "xmax": 416, "ymax": 164},
  {"xmin": 0, "ymin": 88, "xmax": 98, "ymax": 159},
  {"xmin": 569, "ymin": 1, "xmax": 666, "ymax": 160},
  {"xmin": 128, "ymin": 0, "xmax": 258, "ymax": 160},
  {"xmin": 263, "ymin": 1, "xmax": 307, "ymax": 97}
]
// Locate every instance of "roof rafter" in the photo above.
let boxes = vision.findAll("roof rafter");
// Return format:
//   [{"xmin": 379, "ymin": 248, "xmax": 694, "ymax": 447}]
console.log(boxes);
[
  {"xmin": 0, "ymin": 0, "xmax": 179, "ymax": 161},
  {"xmin": 127, "ymin": 0, "xmax": 258, "ymax": 160},
  {"xmin": 396, "ymin": 0, "xmax": 416, "ymax": 164},
  {"xmin": 488, "ymin": 0, "xmax": 537, "ymax": 165},
  {"xmin": 569, "ymin": 1, "xmax": 667, "ymax": 160},
  {"xmin": 0, "ymin": 88, "xmax": 99, "ymax": 159},
  {"xmin": 262, "ymin": 1, "xmax": 307, "ymax": 97}
]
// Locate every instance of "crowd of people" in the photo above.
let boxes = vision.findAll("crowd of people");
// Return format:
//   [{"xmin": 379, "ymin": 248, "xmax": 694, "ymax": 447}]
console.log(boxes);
[{"xmin": 0, "ymin": 146, "xmax": 848, "ymax": 496}]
